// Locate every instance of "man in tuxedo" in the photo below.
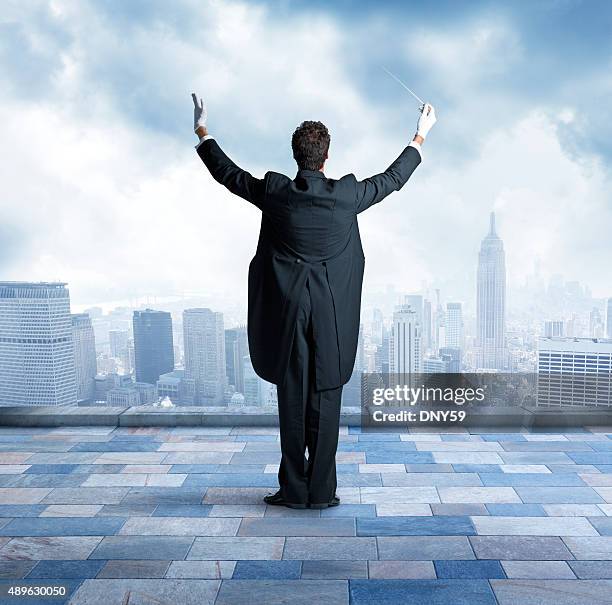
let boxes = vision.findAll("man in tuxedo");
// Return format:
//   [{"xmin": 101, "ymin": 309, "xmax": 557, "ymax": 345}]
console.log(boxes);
[{"xmin": 192, "ymin": 94, "xmax": 436, "ymax": 508}]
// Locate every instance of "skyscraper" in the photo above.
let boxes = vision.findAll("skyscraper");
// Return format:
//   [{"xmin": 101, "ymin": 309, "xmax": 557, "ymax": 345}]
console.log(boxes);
[
  {"xmin": 607, "ymin": 299, "xmax": 612, "ymax": 339},
  {"xmin": 476, "ymin": 213, "xmax": 508, "ymax": 370},
  {"xmin": 132, "ymin": 309, "xmax": 174, "ymax": 385},
  {"xmin": 389, "ymin": 305, "xmax": 421, "ymax": 387},
  {"xmin": 183, "ymin": 308, "xmax": 226, "ymax": 405},
  {"xmin": 544, "ymin": 320, "xmax": 564, "ymax": 338},
  {"xmin": 71, "ymin": 313, "xmax": 97, "ymax": 403},
  {"xmin": 225, "ymin": 326, "xmax": 248, "ymax": 394},
  {"xmin": 445, "ymin": 302, "xmax": 464, "ymax": 350},
  {"xmin": 0, "ymin": 282, "xmax": 77, "ymax": 406}
]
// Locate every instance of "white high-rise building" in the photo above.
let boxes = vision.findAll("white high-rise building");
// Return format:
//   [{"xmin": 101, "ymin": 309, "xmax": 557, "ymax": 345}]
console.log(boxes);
[
  {"xmin": 71, "ymin": 313, "xmax": 97, "ymax": 403},
  {"xmin": 476, "ymin": 213, "xmax": 508, "ymax": 370},
  {"xmin": 606, "ymin": 299, "xmax": 612, "ymax": 339},
  {"xmin": 445, "ymin": 302, "xmax": 464, "ymax": 350},
  {"xmin": 537, "ymin": 337, "xmax": 612, "ymax": 407},
  {"xmin": 0, "ymin": 282, "xmax": 77, "ymax": 406},
  {"xmin": 544, "ymin": 320, "xmax": 564, "ymax": 338},
  {"xmin": 389, "ymin": 305, "xmax": 421, "ymax": 387},
  {"xmin": 183, "ymin": 308, "xmax": 226, "ymax": 405},
  {"xmin": 243, "ymin": 355, "xmax": 276, "ymax": 406}
]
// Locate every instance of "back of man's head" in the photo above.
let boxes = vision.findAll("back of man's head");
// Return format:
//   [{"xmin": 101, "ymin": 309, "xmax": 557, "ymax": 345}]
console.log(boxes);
[{"xmin": 291, "ymin": 121, "xmax": 330, "ymax": 171}]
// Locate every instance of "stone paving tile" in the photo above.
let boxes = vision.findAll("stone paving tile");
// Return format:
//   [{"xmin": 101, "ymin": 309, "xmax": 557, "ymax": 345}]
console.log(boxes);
[
  {"xmin": 169, "ymin": 464, "xmax": 219, "ymax": 473},
  {"xmin": 0, "ymin": 560, "xmax": 37, "ymax": 579},
  {"xmin": 302, "ymin": 560, "xmax": 368, "ymax": 579},
  {"xmin": 121, "ymin": 486, "xmax": 207, "ymax": 505},
  {"xmin": 367, "ymin": 560, "xmax": 435, "ymax": 579},
  {"xmin": 152, "ymin": 504, "xmax": 213, "ymax": 517},
  {"xmin": 406, "ymin": 463, "xmax": 455, "ymax": 472},
  {"xmin": 579, "ymin": 473, "xmax": 612, "ymax": 486},
  {"xmin": 89, "ymin": 536, "xmax": 194, "ymax": 560},
  {"xmin": 202, "ymin": 487, "xmax": 271, "ymax": 504},
  {"xmin": 432, "ymin": 452, "xmax": 504, "ymax": 464},
  {"xmin": 500, "ymin": 441, "xmax": 593, "ymax": 452},
  {"xmin": 432, "ymin": 504, "xmax": 488, "ymax": 519},
  {"xmin": 500, "ymin": 464, "xmax": 551, "ymax": 473},
  {"xmin": 490, "ymin": 579, "xmax": 612, "ymax": 605},
  {"xmin": 543, "ymin": 504, "xmax": 605, "ymax": 516},
  {"xmin": 321, "ymin": 504, "xmax": 376, "ymax": 518},
  {"xmin": 0, "ymin": 487, "xmax": 52, "ymax": 504},
  {"xmin": 516, "ymin": 486, "xmax": 604, "ymax": 504},
  {"xmin": 0, "ymin": 516, "xmax": 126, "ymax": 537},
  {"xmin": 438, "ymin": 487, "xmax": 520, "ymax": 504},
  {"xmin": 165, "ymin": 560, "xmax": 236, "ymax": 578},
  {"xmin": 9, "ymin": 473, "xmax": 86, "ymax": 488},
  {"xmin": 364, "ymin": 452, "xmax": 434, "ymax": 464},
  {"xmin": 41, "ymin": 487, "xmax": 130, "ymax": 505},
  {"xmin": 381, "ymin": 472, "xmax": 483, "ymax": 487},
  {"xmin": 377, "ymin": 536, "xmax": 475, "ymax": 560},
  {"xmin": 501, "ymin": 560, "xmax": 576, "ymax": 579},
  {"xmin": 119, "ymin": 517, "xmax": 239, "ymax": 536},
  {"xmin": 375, "ymin": 503, "xmax": 432, "ymax": 516},
  {"xmin": 183, "ymin": 473, "xmax": 282, "ymax": 488},
  {"xmin": 569, "ymin": 560, "xmax": 612, "ymax": 579},
  {"xmin": 485, "ymin": 504, "xmax": 546, "ymax": 516},
  {"xmin": 0, "ymin": 504, "xmax": 44, "ymax": 517},
  {"xmin": 587, "ymin": 516, "xmax": 612, "ymax": 535},
  {"xmin": 40, "ymin": 505, "xmax": 103, "ymax": 517},
  {"xmin": 188, "ymin": 537, "xmax": 284, "ymax": 560},
  {"xmin": 480, "ymin": 473, "xmax": 587, "ymax": 487},
  {"xmin": 96, "ymin": 504, "xmax": 157, "ymax": 517},
  {"xmin": 358, "ymin": 464, "xmax": 406, "ymax": 473},
  {"xmin": 238, "ymin": 518, "xmax": 355, "ymax": 536},
  {"xmin": 337, "ymin": 473, "xmax": 382, "ymax": 487},
  {"xmin": 96, "ymin": 559, "xmax": 170, "ymax": 578},
  {"xmin": 415, "ymin": 442, "xmax": 504, "ymax": 452},
  {"xmin": 158, "ymin": 442, "xmax": 245, "ymax": 452},
  {"xmin": 359, "ymin": 487, "xmax": 439, "ymax": 504},
  {"xmin": 232, "ymin": 560, "xmax": 301, "ymax": 579},
  {"xmin": 68, "ymin": 578, "xmax": 220, "ymax": 605},
  {"xmin": 563, "ymin": 536, "xmax": 612, "ymax": 559},
  {"xmin": 283, "ymin": 537, "xmax": 377, "ymax": 560},
  {"xmin": 470, "ymin": 536, "xmax": 573, "ymax": 560},
  {"xmin": 0, "ymin": 536, "xmax": 102, "ymax": 560},
  {"xmin": 27, "ymin": 559, "xmax": 106, "ymax": 579},
  {"xmin": 81, "ymin": 473, "xmax": 147, "ymax": 487},
  {"xmin": 357, "ymin": 516, "xmax": 475, "ymax": 536},
  {"xmin": 594, "ymin": 487, "xmax": 612, "ymax": 502},
  {"xmin": 209, "ymin": 504, "xmax": 266, "ymax": 517},
  {"xmin": 434, "ymin": 559, "xmax": 506, "ymax": 578},
  {"xmin": 0, "ymin": 465, "xmax": 30, "ymax": 474},
  {"xmin": 499, "ymin": 452, "xmax": 573, "ymax": 464},
  {"xmin": 349, "ymin": 579, "xmax": 497, "ymax": 604},
  {"xmin": 471, "ymin": 516, "xmax": 598, "ymax": 536},
  {"xmin": 216, "ymin": 579, "xmax": 347, "ymax": 605}
]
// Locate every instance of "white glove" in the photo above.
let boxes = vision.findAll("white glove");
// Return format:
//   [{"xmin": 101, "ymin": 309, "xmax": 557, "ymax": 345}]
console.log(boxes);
[
  {"xmin": 192, "ymin": 93, "xmax": 207, "ymax": 132},
  {"xmin": 416, "ymin": 103, "xmax": 436, "ymax": 139}
]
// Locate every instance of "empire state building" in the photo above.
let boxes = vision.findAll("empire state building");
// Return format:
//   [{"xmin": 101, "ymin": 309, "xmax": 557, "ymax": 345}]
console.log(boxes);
[{"xmin": 476, "ymin": 212, "xmax": 508, "ymax": 370}]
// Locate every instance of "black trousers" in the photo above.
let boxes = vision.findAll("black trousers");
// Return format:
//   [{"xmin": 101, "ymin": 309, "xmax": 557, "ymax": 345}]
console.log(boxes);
[{"xmin": 276, "ymin": 279, "xmax": 343, "ymax": 505}]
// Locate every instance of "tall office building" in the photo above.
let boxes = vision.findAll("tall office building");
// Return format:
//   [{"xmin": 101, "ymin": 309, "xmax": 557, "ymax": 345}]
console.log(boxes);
[
  {"xmin": 544, "ymin": 320, "xmax": 564, "ymax": 338},
  {"xmin": 342, "ymin": 324, "xmax": 365, "ymax": 408},
  {"xmin": 590, "ymin": 307, "xmax": 604, "ymax": 338},
  {"xmin": 389, "ymin": 305, "xmax": 422, "ymax": 387},
  {"xmin": 445, "ymin": 302, "xmax": 464, "ymax": 350},
  {"xmin": 71, "ymin": 313, "xmax": 97, "ymax": 403},
  {"xmin": 606, "ymin": 299, "xmax": 612, "ymax": 339},
  {"xmin": 0, "ymin": 282, "xmax": 77, "ymax": 406},
  {"xmin": 422, "ymin": 299, "xmax": 432, "ymax": 352},
  {"xmin": 225, "ymin": 326, "xmax": 248, "ymax": 394},
  {"xmin": 476, "ymin": 213, "xmax": 508, "ymax": 370},
  {"xmin": 537, "ymin": 337, "xmax": 612, "ymax": 407},
  {"xmin": 183, "ymin": 308, "xmax": 226, "ymax": 405},
  {"xmin": 132, "ymin": 309, "xmax": 174, "ymax": 385},
  {"xmin": 109, "ymin": 329, "xmax": 129, "ymax": 358}
]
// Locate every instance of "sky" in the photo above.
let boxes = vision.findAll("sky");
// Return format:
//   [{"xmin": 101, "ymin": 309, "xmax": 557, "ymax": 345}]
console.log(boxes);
[{"xmin": 1, "ymin": 0, "xmax": 611, "ymax": 312}]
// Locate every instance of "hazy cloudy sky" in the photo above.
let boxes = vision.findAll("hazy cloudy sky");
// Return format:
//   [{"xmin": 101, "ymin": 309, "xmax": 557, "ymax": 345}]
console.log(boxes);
[{"xmin": 1, "ymin": 0, "xmax": 611, "ymax": 310}]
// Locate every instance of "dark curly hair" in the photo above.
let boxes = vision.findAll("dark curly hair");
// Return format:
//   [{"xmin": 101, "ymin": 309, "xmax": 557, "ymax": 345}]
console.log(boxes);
[{"xmin": 291, "ymin": 121, "xmax": 330, "ymax": 171}]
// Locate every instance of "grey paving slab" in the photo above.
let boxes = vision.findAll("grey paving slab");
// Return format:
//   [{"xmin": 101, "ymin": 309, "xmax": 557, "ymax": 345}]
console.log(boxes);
[
  {"xmin": 439, "ymin": 487, "xmax": 520, "ymax": 503},
  {"xmin": 470, "ymin": 536, "xmax": 573, "ymax": 560},
  {"xmin": 238, "ymin": 517, "xmax": 355, "ymax": 536},
  {"xmin": 516, "ymin": 486, "xmax": 604, "ymax": 504},
  {"xmin": 491, "ymin": 579, "xmax": 612, "ymax": 605},
  {"xmin": 40, "ymin": 504, "xmax": 103, "ymax": 517},
  {"xmin": 0, "ymin": 487, "xmax": 52, "ymax": 504},
  {"xmin": 0, "ymin": 560, "xmax": 37, "ymax": 579},
  {"xmin": 89, "ymin": 536, "xmax": 194, "ymax": 560},
  {"xmin": 471, "ymin": 515, "xmax": 598, "ymax": 536},
  {"xmin": 96, "ymin": 504, "xmax": 157, "ymax": 517},
  {"xmin": 563, "ymin": 536, "xmax": 612, "ymax": 559},
  {"xmin": 0, "ymin": 536, "xmax": 102, "ymax": 560},
  {"xmin": 0, "ymin": 516, "xmax": 126, "ymax": 537},
  {"xmin": 301, "ymin": 560, "xmax": 367, "ymax": 579},
  {"xmin": 569, "ymin": 560, "xmax": 612, "ymax": 579},
  {"xmin": 202, "ymin": 487, "xmax": 273, "ymax": 504},
  {"xmin": 377, "ymin": 536, "xmax": 475, "ymax": 560},
  {"xmin": 41, "ymin": 487, "xmax": 130, "ymax": 505},
  {"xmin": 96, "ymin": 559, "xmax": 171, "ymax": 578},
  {"xmin": 359, "ymin": 487, "xmax": 439, "ymax": 504},
  {"xmin": 67, "ymin": 578, "xmax": 220, "ymax": 605},
  {"xmin": 118, "ymin": 517, "xmax": 240, "ymax": 536},
  {"xmin": 368, "ymin": 560, "xmax": 436, "ymax": 579},
  {"xmin": 209, "ymin": 504, "xmax": 266, "ymax": 517},
  {"xmin": 215, "ymin": 579, "xmax": 348, "ymax": 605},
  {"xmin": 165, "ymin": 560, "xmax": 236, "ymax": 579},
  {"xmin": 187, "ymin": 537, "xmax": 284, "ymax": 560},
  {"xmin": 431, "ymin": 503, "xmax": 489, "ymax": 516},
  {"xmin": 500, "ymin": 560, "xmax": 576, "ymax": 579},
  {"xmin": 120, "ymin": 486, "xmax": 207, "ymax": 505},
  {"xmin": 283, "ymin": 537, "xmax": 377, "ymax": 560},
  {"xmin": 381, "ymin": 472, "xmax": 483, "ymax": 487}
]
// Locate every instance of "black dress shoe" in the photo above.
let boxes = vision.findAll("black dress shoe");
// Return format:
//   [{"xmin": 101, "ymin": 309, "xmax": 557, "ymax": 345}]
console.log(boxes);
[
  {"xmin": 309, "ymin": 495, "xmax": 340, "ymax": 509},
  {"xmin": 263, "ymin": 490, "xmax": 308, "ymax": 509}
]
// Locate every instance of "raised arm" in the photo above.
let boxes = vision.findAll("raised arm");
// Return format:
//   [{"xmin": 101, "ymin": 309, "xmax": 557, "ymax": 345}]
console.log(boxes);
[
  {"xmin": 355, "ymin": 103, "xmax": 436, "ymax": 214},
  {"xmin": 192, "ymin": 93, "xmax": 266, "ymax": 207}
]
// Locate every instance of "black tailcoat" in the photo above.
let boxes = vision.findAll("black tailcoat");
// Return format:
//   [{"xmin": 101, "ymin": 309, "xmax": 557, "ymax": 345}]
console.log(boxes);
[{"xmin": 197, "ymin": 139, "xmax": 421, "ymax": 390}]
